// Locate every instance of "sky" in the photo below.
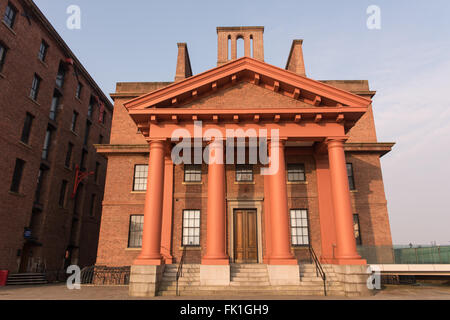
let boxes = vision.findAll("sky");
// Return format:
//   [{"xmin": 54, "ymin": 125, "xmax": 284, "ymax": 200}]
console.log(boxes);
[{"xmin": 34, "ymin": 0, "xmax": 450, "ymax": 245}]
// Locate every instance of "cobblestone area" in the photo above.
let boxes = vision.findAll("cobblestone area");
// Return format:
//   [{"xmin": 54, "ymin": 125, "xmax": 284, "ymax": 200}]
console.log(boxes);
[{"xmin": 0, "ymin": 284, "xmax": 450, "ymax": 300}]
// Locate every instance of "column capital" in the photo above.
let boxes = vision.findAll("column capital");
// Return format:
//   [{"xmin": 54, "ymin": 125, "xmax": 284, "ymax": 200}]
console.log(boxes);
[{"xmin": 325, "ymin": 136, "xmax": 348, "ymax": 145}]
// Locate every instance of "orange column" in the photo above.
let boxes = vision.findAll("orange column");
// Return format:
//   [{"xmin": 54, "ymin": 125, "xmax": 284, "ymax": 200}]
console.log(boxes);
[
  {"xmin": 268, "ymin": 140, "xmax": 297, "ymax": 265},
  {"xmin": 134, "ymin": 140, "xmax": 166, "ymax": 266},
  {"xmin": 263, "ymin": 174, "xmax": 272, "ymax": 263},
  {"xmin": 326, "ymin": 138, "xmax": 365, "ymax": 264},
  {"xmin": 161, "ymin": 146, "xmax": 174, "ymax": 264},
  {"xmin": 202, "ymin": 139, "xmax": 229, "ymax": 265}
]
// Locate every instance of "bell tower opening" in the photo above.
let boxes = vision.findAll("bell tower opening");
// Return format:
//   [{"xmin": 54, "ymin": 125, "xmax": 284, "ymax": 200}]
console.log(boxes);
[{"xmin": 217, "ymin": 26, "xmax": 264, "ymax": 66}]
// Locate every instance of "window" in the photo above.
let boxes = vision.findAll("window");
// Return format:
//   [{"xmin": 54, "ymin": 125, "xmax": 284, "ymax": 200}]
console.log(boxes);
[
  {"xmin": 347, "ymin": 163, "xmax": 356, "ymax": 190},
  {"xmin": 30, "ymin": 74, "xmax": 41, "ymax": 101},
  {"xmin": 184, "ymin": 164, "xmax": 202, "ymax": 182},
  {"xmin": 98, "ymin": 134, "xmax": 103, "ymax": 144},
  {"xmin": 71, "ymin": 111, "xmax": 78, "ymax": 132},
  {"xmin": 182, "ymin": 210, "xmax": 200, "ymax": 246},
  {"xmin": 128, "ymin": 215, "xmax": 144, "ymax": 248},
  {"xmin": 65, "ymin": 143, "xmax": 73, "ymax": 168},
  {"xmin": 353, "ymin": 214, "xmax": 362, "ymax": 245},
  {"xmin": 38, "ymin": 41, "xmax": 48, "ymax": 62},
  {"xmin": 0, "ymin": 43, "xmax": 7, "ymax": 73},
  {"xmin": 55, "ymin": 62, "xmax": 66, "ymax": 88},
  {"xmin": 83, "ymin": 120, "xmax": 91, "ymax": 145},
  {"xmin": 94, "ymin": 162, "xmax": 100, "ymax": 183},
  {"xmin": 34, "ymin": 167, "xmax": 47, "ymax": 204},
  {"xmin": 76, "ymin": 82, "xmax": 83, "ymax": 99},
  {"xmin": 102, "ymin": 111, "xmax": 107, "ymax": 125},
  {"xmin": 287, "ymin": 164, "xmax": 305, "ymax": 182},
  {"xmin": 3, "ymin": 3, "xmax": 17, "ymax": 28},
  {"xmin": 20, "ymin": 113, "xmax": 34, "ymax": 144},
  {"xmin": 59, "ymin": 180, "xmax": 68, "ymax": 207},
  {"xmin": 89, "ymin": 194, "xmax": 96, "ymax": 217},
  {"xmin": 87, "ymin": 97, "xmax": 95, "ymax": 118},
  {"xmin": 236, "ymin": 164, "xmax": 253, "ymax": 182},
  {"xmin": 80, "ymin": 149, "xmax": 88, "ymax": 171},
  {"xmin": 290, "ymin": 209, "xmax": 309, "ymax": 246},
  {"xmin": 49, "ymin": 91, "xmax": 60, "ymax": 120},
  {"xmin": 133, "ymin": 164, "xmax": 148, "ymax": 191},
  {"xmin": 42, "ymin": 126, "xmax": 53, "ymax": 160},
  {"xmin": 10, "ymin": 158, "xmax": 25, "ymax": 193}
]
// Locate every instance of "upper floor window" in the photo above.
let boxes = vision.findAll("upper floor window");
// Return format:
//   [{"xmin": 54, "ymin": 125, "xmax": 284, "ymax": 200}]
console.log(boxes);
[
  {"xmin": 59, "ymin": 180, "xmax": 68, "ymax": 208},
  {"xmin": 353, "ymin": 214, "xmax": 362, "ymax": 245},
  {"xmin": 290, "ymin": 209, "xmax": 309, "ymax": 246},
  {"xmin": 34, "ymin": 167, "xmax": 48, "ymax": 204},
  {"xmin": 0, "ymin": 43, "xmax": 7, "ymax": 73},
  {"xmin": 287, "ymin": 164, "xmax": 305, "ymax": 182},
  {"xmin": 133, "ymin": 164, "xmax": 148, "ymax": 191},
  {"xmin": 3, "ymin": 3, "xmax": 17, "ymax": 29},
  {"xmin": 65, "ymin": 143, "xmax": 73, "ymax": 168},
  {"xmin": 87, "ymin": 97, "xmax": 95, "ymax": 118},
  {"xmin": 83, "ymin": 120, "xmax": 91, "ymax": 146},
  {"xmin": 71, "ymin": 111, "xmax": 78, "ymax": 132},
  {"xmin": 42, "ymin": 126, "xmax": 54, "ymax": 160},
  {"xmin": 55, "ymin": 62, "xmax": 66, "ymax": 88},
  {"xmin": 38, "ymin": 41, "xmax": 49, "ymax": 62},
  {"xmin": 30, "ymin": 74, "xmax": 41, "ymax": 101},
  {"xmin": 80, "ymin": 149, "xmax": 88, "ymax": 172},
  {"xmin": 182, "ymin": 209, "xmax": 201, "ymax": 246},
  {"xmin": 184, "ymin": 164, "xmax": 202, "ymax": 182},
  {"xmin": 49, "ymin": 91, "xmax": 60, "ymax": 120},
  {"xmin": 89, "ymin": 194, "xmax": 96, "ymax": 217},
  {"xmin": 347, "ymin": 163, "xmax": 356, "ymax": 190},
  {"xmin": 76, "ymin": 82, "xmax": 83, "ymax": 99},
  {"xmin": 20, "ymin": 112, "xmax": 34, "ymax": 145},
  {"xmin": 10, "ymin": 158, "xmax": 25, "ymax": 193},
  {"xmin": 236, "ymin": 164, "xmax": 253, "ymax": 182}
]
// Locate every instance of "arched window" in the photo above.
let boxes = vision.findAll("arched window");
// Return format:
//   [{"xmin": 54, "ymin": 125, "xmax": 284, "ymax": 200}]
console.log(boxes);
[
  {"xmin": 227, "ymin": 35, "xmax": 231, "ymax": 60},
  {"xmin": 250, "ymin": 35, "xmax": 254, "ymax": 58},
  {"xmin": 237, "ymin": 36, "xmax": 244, "ymax": 58}
]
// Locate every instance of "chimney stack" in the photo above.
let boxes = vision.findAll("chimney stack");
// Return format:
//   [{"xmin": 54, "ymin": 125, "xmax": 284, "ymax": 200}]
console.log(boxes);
[
  {"xmin": 285, "ymin": 40, "xmax": 306, "ymax": 77},
  {"xmin": 174, "ymin": 43, "xmax": 193, "ymax": 82}
]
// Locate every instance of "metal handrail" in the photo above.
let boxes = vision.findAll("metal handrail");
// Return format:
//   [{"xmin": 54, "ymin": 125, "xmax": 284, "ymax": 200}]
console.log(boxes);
[
  {"xmin": 309, "ymin": 245, "xmax": 327, "ymax": 296},
  {"xmin": 176, "ymin": 247, "xmax": 187, "ymax": 296}
]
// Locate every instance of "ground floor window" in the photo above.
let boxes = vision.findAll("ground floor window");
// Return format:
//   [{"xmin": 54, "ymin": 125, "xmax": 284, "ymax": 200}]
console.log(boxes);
[
  {"xmin": 128, "ymin": 215, "xmax": 144, "ymax": 248},
  {"xmin": 182, "ymin": 209, "xmax": 200, "ymax": 246},
  {"xmin": 353, "ymin": 214, "xmax": 362, "ymax": 245},
  {"xmin": 290, "ymin": 209, "xmax": 309, "ymax": 246}
]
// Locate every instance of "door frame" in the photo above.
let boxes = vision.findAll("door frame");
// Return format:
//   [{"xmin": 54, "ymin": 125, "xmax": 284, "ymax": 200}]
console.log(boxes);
[{"xmin": 227, "ymin": 199, "xmax": 263, "ymax": 263}]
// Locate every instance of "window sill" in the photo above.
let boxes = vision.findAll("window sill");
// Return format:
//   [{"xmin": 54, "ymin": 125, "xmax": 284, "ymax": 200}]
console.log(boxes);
[
  {"xmin": 234, "ymin": 181, "xmax": 255, "ymax": 185},
  {"xmin": 9, "ymin": 191, "xmax": 25, "ymax": 198},
  {"xmin": 291, "ymin": 246, "xmax": 309, "ymax": 249},
  {"xmin": 350, "ymin": 190, "xmax": 358, "ymax": 193},
  {"xmin": 2, "ymin": 21, "xmax": 16, "ymax": 36},
  {"xmin": 287, "ymin": 181, "xmax": 308, "ymax": 185},
  {"xmin": 64, "ymin": 166, "xmax": 72, "ymax": 172},
  {"xmin": 18, "ymin": 141, "xmax": 32, "ymax": 150},
  {"xmin": 182, "ymin": 181, "xmax": 203, "ymax": 185},
  {"xmin": 0, "ymin": 72, "xmax": 5, "ymax": 79},
  {"xmin": 75, "ymin": 97, "xmax": 82, "ymax": 104},
  {"xmin": 179, "ymin": 246, "xmax": 201, "ymax": 251},
  {"xmin": 125, "ymin": 248, "xmax": 141, "ymax": 251},
  {"xmin": 27, "ymin": 96, "xmax": 41, "ymax": 107},
  {"xmin": 130, "ymin": 191, "xmax": 146, "ymax": 194},
  {"xmin": 70, "ymin": 130, "xmax": 78, "ymax": 137},
  {"xmin": 38, "ymin": 58, "xmax": 48, "ymax": 68}
]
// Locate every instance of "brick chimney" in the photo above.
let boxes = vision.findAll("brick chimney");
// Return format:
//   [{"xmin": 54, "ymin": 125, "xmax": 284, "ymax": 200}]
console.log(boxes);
[
  {"xmin": 217, "ymin": 26, "xmax": 264, "ymax": 66},
  {"xmin": 285, "ymin": 40, "xmax": 306, "ymax": 77},
  {"xmin": 174, "ymin": 43, "xmax": 193, "ymax": 82}
]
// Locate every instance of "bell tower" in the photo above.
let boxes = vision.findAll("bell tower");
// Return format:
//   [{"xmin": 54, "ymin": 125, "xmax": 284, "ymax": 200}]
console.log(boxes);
[{"xmin": 217, "ymin": 26, "xmax": 264, "ymax": 66}]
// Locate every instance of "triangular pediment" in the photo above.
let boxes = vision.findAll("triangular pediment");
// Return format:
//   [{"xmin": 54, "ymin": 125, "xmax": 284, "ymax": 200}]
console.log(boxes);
[{"xmin": 124, "ymin": 57, "xmax": 371, "ymax": 111}]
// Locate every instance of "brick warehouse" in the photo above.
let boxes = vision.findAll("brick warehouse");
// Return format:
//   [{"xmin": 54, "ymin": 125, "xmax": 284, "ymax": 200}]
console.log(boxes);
[
  {"xmin": 0, "ymin": 0, "xmax": 113, "ymax": 277},
  {"xmin": 96, "ymin": 26, "xmax": 395, "ymax": 297}
]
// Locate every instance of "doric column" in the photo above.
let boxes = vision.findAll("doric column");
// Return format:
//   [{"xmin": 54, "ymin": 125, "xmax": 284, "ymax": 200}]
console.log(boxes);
[
  {"xmin": 134, "ymin": 139, "xmax": 166, "ymax": 265},
  {"xmin": 161, "ymin": 145, "xmax": 174, "ymax": 264},
  {"xmin": 263, "ymin": 174, "xmax": 272, "ymax": 263},
  {"xmin": 202, "ymin": 139, "xmax": 229, "ymax": 265},
  {"xmin": 326, "ymin": 138, "xmax": 364, "ymax": 264},
  {"xmin": 267, "ymin": 140, "xmax": 297, "ymax": 265}
]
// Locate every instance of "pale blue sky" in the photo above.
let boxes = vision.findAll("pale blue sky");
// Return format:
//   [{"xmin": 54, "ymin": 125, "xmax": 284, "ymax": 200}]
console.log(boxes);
[{"xmin": 34, "ymin": 0, "xmax": 450, "ymax": 245}]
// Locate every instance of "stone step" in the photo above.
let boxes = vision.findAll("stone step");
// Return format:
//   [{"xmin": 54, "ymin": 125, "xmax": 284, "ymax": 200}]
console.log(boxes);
[
  {"xmin": 230, "ymin": 281, "xmax": 270, "ymax": 286},
  {"xmin": 231, "ymin": 277, "xmax": 269, "ymax": 282}
]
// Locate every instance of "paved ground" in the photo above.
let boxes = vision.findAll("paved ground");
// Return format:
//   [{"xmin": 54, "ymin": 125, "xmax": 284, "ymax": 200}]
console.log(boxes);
[{"xmin": 1, "ymin": 283, "xmax": 450, "ymax": 300}]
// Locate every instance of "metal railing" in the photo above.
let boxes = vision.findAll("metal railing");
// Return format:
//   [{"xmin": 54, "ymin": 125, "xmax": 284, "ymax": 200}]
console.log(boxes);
[
  {"xmin": 176, "ymin": 247, "xmax": 187, "ymax": 296},
  {"xmin": 356, "ymin": 245, "xmax": 450, "ymax": 264},
  {"xmin": 80, "ymin": 266, "xmax": 130, "ymax": 285},
  {"xmin": 308, "ymin": 245, "xmax": 327, "ymax": 296}
]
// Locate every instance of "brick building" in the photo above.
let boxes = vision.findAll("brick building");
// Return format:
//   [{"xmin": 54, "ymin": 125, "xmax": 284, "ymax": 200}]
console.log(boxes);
[
  {"xmin": 0, "ymin": 0, "xmax": 113, "ymax": 275},
  {"xmin": 96, "ymin": 26, "xmax": 394, "ymax": 296}
]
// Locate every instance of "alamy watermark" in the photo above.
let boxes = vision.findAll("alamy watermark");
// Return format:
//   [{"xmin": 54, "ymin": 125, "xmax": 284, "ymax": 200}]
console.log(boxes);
[
  {"xmin": 67, "ymin": 5, "xmax": 81, "ymax": 30},
  {"xmin": 367, "ymin": 5, "xmax": 381, "ymax": 30}
]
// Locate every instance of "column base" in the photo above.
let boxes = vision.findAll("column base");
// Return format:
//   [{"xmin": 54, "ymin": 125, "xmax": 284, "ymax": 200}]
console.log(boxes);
[
  {"xmin": 267, "ymin": 257, "xmax": 298, "ymax": 265},
  {"xmin": 200, "ymin": 265, "xmax": 230, "ymax": 286},
  {"xmin": 133, "ymin": 257, "xmax": 164, "ymax": 266},
  {"xmin": 129, "ymin": 265, "xmax": 165, "ymax": 297},
  {"xmin": 201, "ymin": 258, "xmax": 229, "ymax": 265},
  {"xmin": 267, "ymin": 265, "xmax": 300, "ymax": 285}
]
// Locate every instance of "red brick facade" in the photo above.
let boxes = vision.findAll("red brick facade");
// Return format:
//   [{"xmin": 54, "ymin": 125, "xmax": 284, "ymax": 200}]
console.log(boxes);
[
  {"xmin": 0, "ymin": 0, "xmax": 113, "ymax": 273},
  {"xmin": 95, "ymin": 27, "xmax": 394, "ymax": 268}
]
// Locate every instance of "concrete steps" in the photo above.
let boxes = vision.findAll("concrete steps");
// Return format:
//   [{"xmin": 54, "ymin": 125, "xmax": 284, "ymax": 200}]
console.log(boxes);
[
  {"xmin": 157, "ymin": 263, "xmax": 340, "ymax": 296},
  {"xmin": 7, "ymin": 273, "xmax": 48, "ymax": 286}
]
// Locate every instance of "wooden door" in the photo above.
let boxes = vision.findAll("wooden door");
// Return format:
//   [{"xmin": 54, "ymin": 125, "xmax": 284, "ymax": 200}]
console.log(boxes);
[{"xmin": 234, "ymin": 209, "xmax": 258, "ymax": 263}]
